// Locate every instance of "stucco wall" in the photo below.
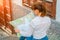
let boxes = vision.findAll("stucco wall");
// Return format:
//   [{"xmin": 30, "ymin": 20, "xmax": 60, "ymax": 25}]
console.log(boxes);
[{"xmin": 56, "ymin": 0, "xmax": 60, "ymax": 22}]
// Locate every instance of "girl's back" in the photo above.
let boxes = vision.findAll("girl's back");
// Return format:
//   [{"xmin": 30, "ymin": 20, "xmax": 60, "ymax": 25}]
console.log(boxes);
[{"xmin": 30, "ymin": 16, "xmax": 51, "ymax": 39}]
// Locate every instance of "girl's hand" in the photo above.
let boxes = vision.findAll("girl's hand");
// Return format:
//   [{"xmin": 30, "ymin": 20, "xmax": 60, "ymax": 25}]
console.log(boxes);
[{"xmin": 15, "ymin": 29, "xmax": 20, "ymax": 33}]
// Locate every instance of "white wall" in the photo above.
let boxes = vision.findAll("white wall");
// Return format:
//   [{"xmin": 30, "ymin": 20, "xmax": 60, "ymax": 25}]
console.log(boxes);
[
  {"xmin": 56, "ymin": 0, "xmax": 60, "ymax": 22},
  {"xmin": 12, "ymin": 0, "xmax": 22, "ymax": 6}
]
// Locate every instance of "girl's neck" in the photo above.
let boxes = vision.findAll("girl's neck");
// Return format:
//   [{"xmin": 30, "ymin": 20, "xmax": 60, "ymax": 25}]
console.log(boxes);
[{"xmin": 37, "ymin": 13, "xmax": 41, "ymax": 16}]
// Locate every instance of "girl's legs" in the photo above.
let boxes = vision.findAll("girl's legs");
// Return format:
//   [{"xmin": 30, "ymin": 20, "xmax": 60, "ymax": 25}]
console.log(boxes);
[
  {"xmin": 33, "ymin": 36, "xmax": 48, "ymax": 40},
  {"xmin": 19, "ymin": 36, "xmax": 25, "ymax": 40},
  {"xmin": 26, "ymin": 35, "xmax": 33, "ymax": 40}
]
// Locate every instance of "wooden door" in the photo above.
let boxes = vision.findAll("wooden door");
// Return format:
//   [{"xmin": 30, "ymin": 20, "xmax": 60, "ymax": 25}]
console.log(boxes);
[{"xmin": 44, "ymin": 0, "xmax": 56, "ymax": 19}]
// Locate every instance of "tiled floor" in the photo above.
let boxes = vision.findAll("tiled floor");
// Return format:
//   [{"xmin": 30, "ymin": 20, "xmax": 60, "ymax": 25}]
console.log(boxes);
[{"xmin": 48, "ymin": 19, "xmax": 60, "ymax": 40}]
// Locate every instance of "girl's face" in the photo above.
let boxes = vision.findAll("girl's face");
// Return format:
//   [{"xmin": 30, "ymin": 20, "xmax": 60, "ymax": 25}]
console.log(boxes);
[{"xmin": 34, "ymin": 9, "xmax": 41, "ymax": 16}]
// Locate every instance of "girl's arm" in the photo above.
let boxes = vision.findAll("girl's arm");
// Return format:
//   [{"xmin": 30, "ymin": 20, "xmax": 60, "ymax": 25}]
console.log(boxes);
[
  {"xmin": 30, "ymin": 17, "xmax": 40, "ymax": 28},
  {"xmin": 14, "ymin": 29, "xmax": 20, "ymax": 33}
]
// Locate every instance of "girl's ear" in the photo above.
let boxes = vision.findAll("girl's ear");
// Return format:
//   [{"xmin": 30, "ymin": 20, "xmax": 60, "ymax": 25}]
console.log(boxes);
[{"xmin": 38, "ymin": 13, "xmax": 42, "ymax": 16}]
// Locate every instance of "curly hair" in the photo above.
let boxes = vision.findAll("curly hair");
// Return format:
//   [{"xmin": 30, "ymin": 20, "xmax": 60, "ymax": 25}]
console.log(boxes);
[{"xmin": 31, "ymin": 2, "xmax": 47, "ymax": 17}]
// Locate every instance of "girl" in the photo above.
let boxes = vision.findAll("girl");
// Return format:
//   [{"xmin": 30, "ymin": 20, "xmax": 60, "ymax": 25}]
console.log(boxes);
[{"xmin": 30, "ymin": 2, "xmax": 51, "ymax": 40}]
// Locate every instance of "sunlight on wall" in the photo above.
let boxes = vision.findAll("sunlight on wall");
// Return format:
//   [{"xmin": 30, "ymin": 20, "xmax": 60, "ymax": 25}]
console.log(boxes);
[
  {"xmin": 56, "ymin": 0, "xmax": 60, "ymax": 22},
  {"xmin": 0, "ymin": 0, "xmax": 3, "ymax": 6},
  {"xmin": 12, "ymin": 0, "xmax": 22, "ymax": 6}
]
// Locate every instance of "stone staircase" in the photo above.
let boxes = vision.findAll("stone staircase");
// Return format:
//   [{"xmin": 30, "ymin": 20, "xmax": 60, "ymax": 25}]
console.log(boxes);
[{"xmin": 0, "ymin": 29, "xmax": 9, "ymax": 39}]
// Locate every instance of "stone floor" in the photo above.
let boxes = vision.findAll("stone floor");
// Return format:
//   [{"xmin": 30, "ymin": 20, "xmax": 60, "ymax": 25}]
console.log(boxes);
[
  {"xmin": 0, "ymin": 19, "xmax": 60, "ymax": 40},
  {"xmin": 48, "ymin": 19, "xmax": 60, "ymax": 40}
]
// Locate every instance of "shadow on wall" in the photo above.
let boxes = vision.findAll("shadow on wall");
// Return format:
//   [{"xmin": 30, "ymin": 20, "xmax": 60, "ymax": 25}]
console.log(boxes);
[{"xmin": 12, "ymin": 3, "xmax": 31, "ymax": 20}]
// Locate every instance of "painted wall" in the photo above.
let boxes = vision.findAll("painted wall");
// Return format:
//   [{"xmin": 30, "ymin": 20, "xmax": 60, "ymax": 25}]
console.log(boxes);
[{"xmin": 56, "ymin": 0, "xmax": 60, "ymax": 22}]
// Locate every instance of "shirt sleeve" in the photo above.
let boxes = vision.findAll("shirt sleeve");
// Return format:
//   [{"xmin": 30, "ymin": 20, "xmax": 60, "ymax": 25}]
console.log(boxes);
[
  {"xmin": 16, "ymin": 24, "xmax": 25, "ymax": 31},
  {"xmin": 30, "ymin": 17, "xmax": 40, "ymax": 28}
]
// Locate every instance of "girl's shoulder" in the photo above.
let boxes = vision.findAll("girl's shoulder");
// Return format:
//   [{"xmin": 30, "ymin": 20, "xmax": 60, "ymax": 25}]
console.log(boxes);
[
  {"xmin": 34, "ymin": 16, "xmax": 51, "ymax": 21},
  {"xmin": 44, "ymin": 16, "xmax": 51, "ymax": 20},
  {"xmin": 32, "ymin": 16, "xmax": 41, "ymax": 21},
  {"xmin": 43, "ymin": 16, "xmax": 51, "ymax": 23}
]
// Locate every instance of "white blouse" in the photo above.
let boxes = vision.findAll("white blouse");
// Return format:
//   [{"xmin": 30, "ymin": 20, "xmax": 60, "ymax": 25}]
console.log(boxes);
[{"xmin": 30, "ymin": 16, "xmax": 51, "ymax": 39}]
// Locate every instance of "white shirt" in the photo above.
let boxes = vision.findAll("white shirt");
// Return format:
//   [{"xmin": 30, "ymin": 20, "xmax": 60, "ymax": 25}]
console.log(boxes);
[{"xmin": 30, "ymin": 16, "xmax": 51, "ymax": 39}]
